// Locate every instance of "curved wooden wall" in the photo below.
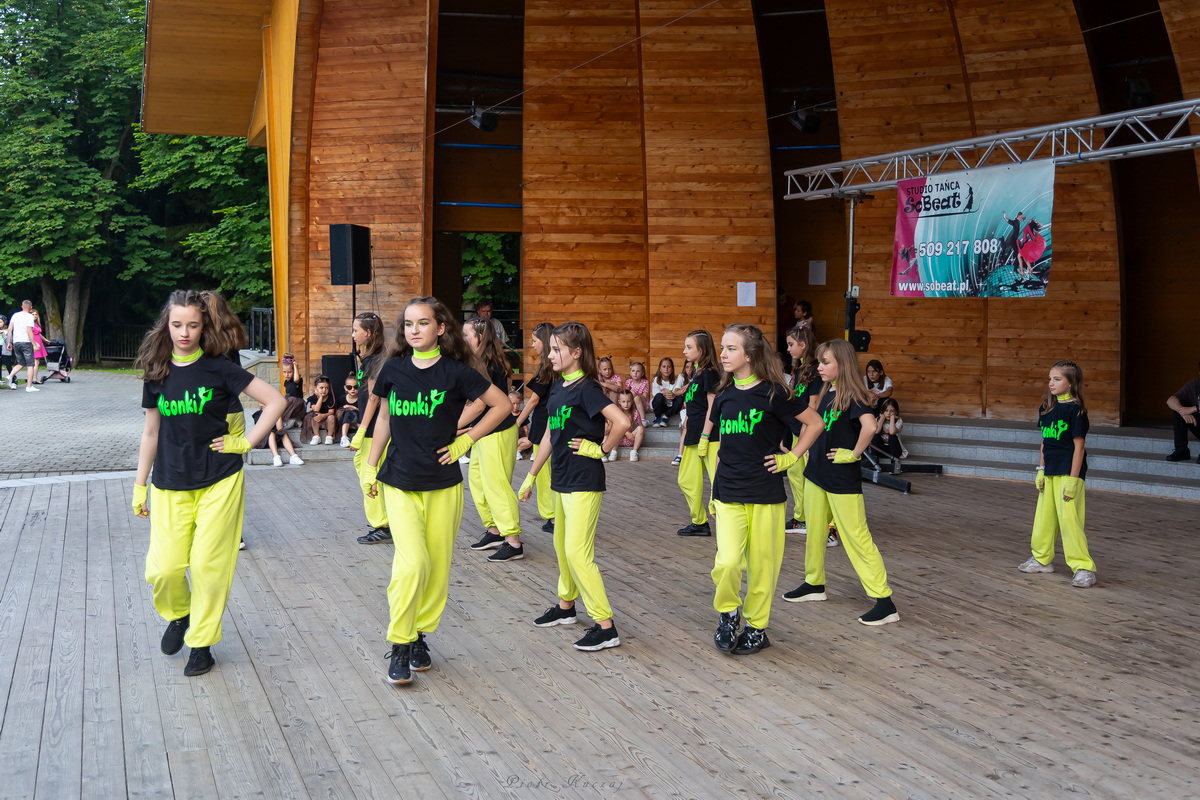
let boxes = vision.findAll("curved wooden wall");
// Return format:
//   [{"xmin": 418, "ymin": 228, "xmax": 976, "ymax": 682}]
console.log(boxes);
[{"xmin": 826, "ymin": 0, "xmax": 1120, "ymax": 423}]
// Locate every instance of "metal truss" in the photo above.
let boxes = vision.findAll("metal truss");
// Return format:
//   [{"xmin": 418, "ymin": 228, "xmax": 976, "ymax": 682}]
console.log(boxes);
[{"xmin": 783, "ymin": 98, "xmax": 1200, "ymax": 201}]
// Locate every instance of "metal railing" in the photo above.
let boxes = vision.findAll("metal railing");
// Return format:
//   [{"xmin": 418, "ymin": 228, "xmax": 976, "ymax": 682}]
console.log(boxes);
[
  {"xmin": 247, "ymin": 307, "xmax": 275, "ymax": 354},
  {"xmin": 79, "ymin": 324, "xmax": 152, "ymax": 362}
]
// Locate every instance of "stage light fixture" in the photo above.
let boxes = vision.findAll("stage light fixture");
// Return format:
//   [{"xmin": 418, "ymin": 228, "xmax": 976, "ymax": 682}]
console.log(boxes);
[
  {"xmin": 469, "ymin": 101, "xmax": 499, "ymax": 132},
  {"xmin": 788, "ymin": 100, "xmax": 822, "ymax": 134}
]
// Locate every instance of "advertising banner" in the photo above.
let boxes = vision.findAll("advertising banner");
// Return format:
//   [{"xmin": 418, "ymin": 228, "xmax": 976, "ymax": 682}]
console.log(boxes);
[{"xmin": 891, "ymin": 162, "xmax": 1055, "ymax": 298}]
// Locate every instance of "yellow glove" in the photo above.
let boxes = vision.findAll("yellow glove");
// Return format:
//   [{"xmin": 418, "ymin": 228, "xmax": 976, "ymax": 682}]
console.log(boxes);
[
  {"xmin": 212, "ymin": 435, "xmax": 252, "ymax": 454},
  {"xmin": 1035, "ymin": 469, "xmax": 1045, "ymax": 492},
  {"xmin": 696, "ymin": 438, "xmax": 709, "ymax": 458},
  {"xmin": 832, "ymin": 448, "xmax": 860, "ymax": 464},
  {"xmin": 773, "ymin": 452, "xmax": 798, "ymax": 472},
  {"xmin": 361, "ymin": 462, "xmax": 379, "ymax": 496},
  {"xmin": 518, "ymin": 472, "xmax": 536, "ymax": 501},
  {"xmin": 446, "ymin": 433, "xmax": 474, "ymax": 462},
  {"xmin": 574, "ymin": 439, "xmax": 606, "ymax": 460},
  {"xmin": 350, "ymin": 427, "xmax": 367, "ymax": 451},
  {"xmin": 1062, "ymin": 476, "xmax": 1083, "ymax": 502},
  {"xmin": 132, "ymin": 484, "xmax": 148, "ymax": 517}
]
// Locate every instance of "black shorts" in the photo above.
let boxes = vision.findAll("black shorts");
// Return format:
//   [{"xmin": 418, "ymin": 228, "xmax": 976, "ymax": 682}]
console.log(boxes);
[{"xmin": 13, "ymin": 342, "xmax": 34, "ymax": 367}]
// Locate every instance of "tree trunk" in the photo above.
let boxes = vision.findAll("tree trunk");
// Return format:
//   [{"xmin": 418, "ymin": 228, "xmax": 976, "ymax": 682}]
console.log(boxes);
[
  {"xmin": 39, "ymin": 274, "xmax": 65, "ymax": 340},
  {"xmin": 61, "ymin": 267, "xmax": 93, "ymax": 358}
]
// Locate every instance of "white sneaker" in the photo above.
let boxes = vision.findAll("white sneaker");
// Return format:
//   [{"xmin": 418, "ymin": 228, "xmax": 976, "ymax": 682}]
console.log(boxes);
[
  {"xmin": 324, "ymin": 436, "xmax": 334, "ymax": 445},
  {"xmin": 1071, "ymin": 569, "xmax": 1096, "ymax": 588},
  {"xmin": 310, "ymin": 436, "xmax": 320, "ymax": 445},
  {"xmin": 629, "ymin": 450, "xmax": 639, "ymax": 462},
  {"xmin": 458, "ymin": 455, "xmax": 470, "ymax": 464},
  {"xmin": 1018, "ymin": 556, "xmax": 1055, "ymax": 573},
  {"xmin": 289, "ymin": 454, "xmax": 305, "ymax": 466},
  {"xmin": 272, "ymin": 455, "xmax": 283, "ymax": 467},
  {"xmin": 340, "ymin": 436, "xmax": 351, "ymax": 447},
  {"xmin": 7, "ymin": 380, "xmax": 14, "ymax": 390},
  {"xmin": 515, "ymin": 451, "xmax": 524, "ymax": 460},
  {"xmin": 25, "ymin": 385, "xmax": 39, "ymax": 392},
  {"xmin": 607, "ymin": 449, "xmax": 618, "ymax": 462}
]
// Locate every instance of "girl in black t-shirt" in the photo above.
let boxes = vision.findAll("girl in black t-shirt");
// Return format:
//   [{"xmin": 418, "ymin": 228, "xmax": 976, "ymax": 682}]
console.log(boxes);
[
  {"xmin": 349, "ymin": 312, "xmax": 390, "ymax": 544},
  {"xmin": 1018, "ymin": 360, "xmax": 1096, "ymax": 588},
  {"xmin": 304, "ymin": 376, "xmax": 339, "ymax": 444},
  {"xmin": 514, "ymin": 322, "xmax": 558, "ymax": 532},
  {"xmin": 780, "ymin": 339, "xmax": 901, "ymax": 626},
  {"xmin": 133, "ymin": 290, "xmax": 287, "ymax": 678},
  {"xmin": 676, "ymin": 330, "xmax": 722, "ymax": 537},
  {"xmin": 363, "ymin": 297, "xmax": 511, "ymax": 685},
  {"xmin": 518, "ymin": 321, "xmax": 630, "ymax": 652},
  {"xmin": 710, "ymin": 324, "xmax": 825, "ymax": 655},
  {"xmin": 785, "ymin": 324, "xmax": 820, "ymax": 535},
  {"xmin": 279, "ymin": 356, "xmax": 307, "ymax": 428},
  {"xmin": 462, "ymin": 316, "xmax": 524, "ymax": 561}
]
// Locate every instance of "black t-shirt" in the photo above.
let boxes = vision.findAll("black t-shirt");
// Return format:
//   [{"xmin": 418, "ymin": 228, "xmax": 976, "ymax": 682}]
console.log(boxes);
[
  {"xmin": 683, "ymin": 367, "xmax": 722, "ymax": 446},
  {"xmin": 787, "ymin": 373, "xmax": 824, "ymax": 436},
  {"xmin": 283, "ymin": 378, "xmax": 303, "ymax": 399},
  {"xmin": 1039, "ymin": 400, "xmax": 1089, "ymax": 479},
  {"xmin": 306, "ymin": 393, "xmax": 338, "ymax": 413},
  {"xmin": 527, "ymin": 377, "xmax": 552, "ymax": 443},
  {"xmin": 548, "ymin": 377, "xmax": 613, "ymax": 493},
  {"xmin": 221, "ymin": 352, "xmax": 244, "ymax": 414},
  {"xmin": 711, "ymin": 382, "xmax": 806, "ymax": 504},
  {"xmin": 803, "ymin": 387, "xmax": 873, "ymax": 495},
  {"xmin": 357, "ymin": 352, "xmax": 380, "ymax": 435},
  {"xmin": 1173, "ymin": 378, "xmax": 1200, "ymax": 408},
  {"xmin": 471, "ymin": 362, "xmax": 515, "ymax": 434},
  {"xmin": 141, "ymin": 356, "xmax": 255, "ymax": 491},
  {"xmin": 372, "ymin": 355, "xmax": 492, "ymax": 491}
]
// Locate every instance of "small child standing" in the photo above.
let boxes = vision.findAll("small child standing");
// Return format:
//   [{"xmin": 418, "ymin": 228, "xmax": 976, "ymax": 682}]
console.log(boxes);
[
  {"xmin": 615, "ymin": 389, "xmax": 645, "ymax": 461},
  {"xmin": 1018, "ymin": 360, "xmax": 1097, "ymax": 588},
  {"xmin": 624, "ymin": 362, "xmax": 651, "ymax": 424}
]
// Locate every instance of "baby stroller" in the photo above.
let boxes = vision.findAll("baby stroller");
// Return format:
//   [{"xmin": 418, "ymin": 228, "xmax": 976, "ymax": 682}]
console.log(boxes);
[{"xmin": 43, "ymin": 339, "xmax": 73, "ymax": 382}]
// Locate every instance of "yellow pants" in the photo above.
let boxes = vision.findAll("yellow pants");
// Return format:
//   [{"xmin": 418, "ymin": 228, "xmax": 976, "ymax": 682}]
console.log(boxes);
[
  {"xmin": 145, "ymin": 470, "xmax": 245, "ymax": 648},
  {"xmin": 712, "ymin": 500, "xmax": 786, "ymax": 629},
  {"xmin": 1030, "ymin": 474, "xmax": 1095, "ymax": 572},
  {"xmin": 788, "ymin": 438, "xmax": 807, "ymax": 522},
  {"xmin": 354, "ymin": 437, "xmax": 389, "ymax": 529},
  {"xmin": 554, "ymin": 492, "xmax": 612, "ymax": 621},
  {"xmin": 677, "ymin": 441, "xmax": 720, "ymax": 525},
  {"xmin": 803, "ymin": 483, "xmax": 892, "ymax": 598},
  {"xmin": 532, "ymin": 444, "xmax": 555, "ymax": 521},
  {"xmin": 380, "ymin": 483, "xmax": 464, "ymax": 644},
  {"xmin": 467, "ymin": 425, "xmax": 521, "ymax": 537}
]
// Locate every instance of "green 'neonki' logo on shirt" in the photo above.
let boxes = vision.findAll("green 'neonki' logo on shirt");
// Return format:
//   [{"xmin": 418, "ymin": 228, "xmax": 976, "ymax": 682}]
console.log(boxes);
[
  {"xmin": 1041, "ymin": 418, "xmax": 1069, "ymax": 440},
  {"xmin": 389, "ymin": 389, "xmax": 446, "ymax": 418},
  {"xmin": 822, "ymin": 408, "xmax": 841, "ymax": 431},
  {"xmin": 794, "ymin": 382, "xmax": 807, "ymax": 398},
  {"xmin": 158, "ymin": 387, "xmax": 214, "ymax": 417},
  {"xmin": 685, "ymin": 382, "xmax": 700, "ymax": 403},
  {"xmin": 548, "ymin": 405, "xmax": 574, "ymax": 431},
  {"xmin": 720, "ymin": 409, "xmax": 764, "ymax": 436}
]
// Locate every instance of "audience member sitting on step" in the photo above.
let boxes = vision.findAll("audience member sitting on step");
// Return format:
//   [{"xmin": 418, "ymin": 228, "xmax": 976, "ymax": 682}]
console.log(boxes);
[
  {"xmin": 303, "ymin": 375, "xmax": 339, "ymax": 445},
  {"xmin": 1166, "ymin": 360, "xmax": 1200, "ymax": 463}
]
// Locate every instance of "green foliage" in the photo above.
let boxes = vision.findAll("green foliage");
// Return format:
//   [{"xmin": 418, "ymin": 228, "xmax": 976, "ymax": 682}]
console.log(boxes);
[{"xmin": 461, "ymin": 232, "xmax": 519, "ymax": 307}]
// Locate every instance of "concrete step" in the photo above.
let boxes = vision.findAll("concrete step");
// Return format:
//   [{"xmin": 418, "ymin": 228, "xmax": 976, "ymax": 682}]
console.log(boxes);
[{"xmin": 904, "ymin": 437, "xmax": 1200, "ymax": 480}]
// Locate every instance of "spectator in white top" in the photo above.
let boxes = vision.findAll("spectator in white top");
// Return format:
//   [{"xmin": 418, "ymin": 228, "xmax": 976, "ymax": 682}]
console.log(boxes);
[
  {"xmin": 864, "ymin": 359, "xmax": 893, "ymax": 406},
  {"xmin": 475, "ymin": 300, "xmax": 508, "ymax": 345},
  {"xmin": 7, "ymin": 300, "xmax": 39, "ymax": 392},
  {"xmin": 649, "ymin": 356, "xmax": 686, "ymax": 427}
]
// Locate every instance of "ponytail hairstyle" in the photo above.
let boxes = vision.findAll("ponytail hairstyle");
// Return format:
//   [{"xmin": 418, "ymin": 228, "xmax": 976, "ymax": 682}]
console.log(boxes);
[
  {"xmin": 354, "ymin": 312, "xmax": 384, "ymax": 357},
  {"xmin": 1041, "ymin": 359, "xmax": 1086, "ymax": 415},
  {"xmin": 387, "ymin": 296, "xmax": 482, "ymax": 374},
  {"xmin": 686, "ymin": 329, "xmax": 719, "ymax": 372},
  {"xmin": 786, "ymin": 323, "xmax": 819, "ymax": 389},
  {"xmin": 466, "ymin": 316, "xmax": 510, "ymax": 382},
  {"xmin": 716, "ymin": 324, "xmax": 791, "ymax": 402},
  {"xmin": 551, "ymin": 321, "xmax": 598, "ymax": 382},
  {"xmin": 865, "ymin": 359, "xmax": 888, "ymax": 391},
  {"xmin": 137, "ymin": 289, "xmax": 243, "ymax": 383},
  {"xmin": 531, "ymin": 321, "xmax": 557, "ymax": 385},
  {"xmin": 814, "ymin": 339, "xmax": 876, "ymax": 413}
]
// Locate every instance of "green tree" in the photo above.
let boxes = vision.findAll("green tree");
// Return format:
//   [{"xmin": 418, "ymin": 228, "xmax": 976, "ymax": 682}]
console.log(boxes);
[
  {"xmin": 0, "ymin": 0, "xmax": 162, "ymax": 354},
  {"xmin": 461, "ymin": 232, "xmax": 519, "ymax": 308}
]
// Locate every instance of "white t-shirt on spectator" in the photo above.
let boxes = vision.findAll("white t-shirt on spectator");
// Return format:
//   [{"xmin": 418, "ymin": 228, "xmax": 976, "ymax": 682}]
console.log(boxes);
[
  {"xmin": 652, "ymin": 376, "xmax": 686, "ymax": 396},
  {"xmin": 865, "ymin": 375, "xmax": 893, "ymax": 395},
  {"xmin": 10, "ymin": 311, "xmax": 35, "ymax": 343}
]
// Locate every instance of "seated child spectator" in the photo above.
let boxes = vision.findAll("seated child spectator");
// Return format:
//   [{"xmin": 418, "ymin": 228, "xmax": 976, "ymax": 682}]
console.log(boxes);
[
  {"xmin": 597, "ymin": 356, "xmax": 623, "ymax": 402},
  {"xmin": 650, "ymin": 356, "xmax": 685, "ymax": 427},
  {"xmin": 337, "ymin": 375, "xmax": 362, "ymax": 447},
  {"xmin": 864, "ymin": 359, "xmax": 893, "ymax": 404},
  {"xmin": 1166, "ymin": 360, "xmax": 1200, "ymax": 463},
  {"xmin": 280, "ymin": 355, "xmax": 307, "ymax": 429},
  {"xmin": 872, "ymin": 398, "xmax": 907, "ymax": 473},
  {"xmin": 252, "ymin": 402, "xmax": 304, "ymax": 467},
  {"xmin": 625, "ymin": 361, "xmax": 651, "ymax": 425},
  {"xmin": 613, "ymin": 389, "xmax": 644, "ymax": 462},
  {"xmin": 303, "ymin": 375, "xmax": 339, "ymax": 444}
]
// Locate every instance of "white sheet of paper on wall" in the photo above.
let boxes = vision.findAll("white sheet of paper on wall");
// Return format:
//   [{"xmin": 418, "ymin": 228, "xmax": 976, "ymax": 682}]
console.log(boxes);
[
  {"xmin": 736, "ymin": 282, "xmax": 756, "ymax": 307},
  {"xmin": 809, "ymin": 260, "xmax": 827, "ymax": 285}
]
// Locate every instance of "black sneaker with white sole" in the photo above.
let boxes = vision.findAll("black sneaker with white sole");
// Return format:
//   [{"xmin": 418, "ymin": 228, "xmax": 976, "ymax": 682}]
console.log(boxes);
[
  {"xmin": 676, "ymin": 521, "xmax": 711, "ymax": 537},
  {"xmin": 409, "ymin": 634, "xmax": 431, "ymax": 672},
  {"xmin": 533, "ymin": 604, "xmax": 577, "ymax": 627},
  {"xmin": 183, "ymin": 646, "xmax": 214, "ymax": 676},
  {"xmin": 161, "ymin": 615, "xmax": 190, "ymax": 655},
  {"xmin": 487, "ymin": 542, "xmax": 524, "ymax": 561},
  {"xmin": 470, "ymin": 531, "xmax": 504, "ymax": 550},
  {"xmin": 781, "ymin": 583, "xmax": 827, "ymax": 603},
  {"xmin": 714, "ymin": 609, "xmax": 741, "ymax": 653},
  {"xmin": 357, "ymin": 527, "xmax": 392, "ymax": 544},
  {"xmin": 541, "ymin": 518, "xmax": 555, "ymax": 533},
  {"xmin": 387, "ymin": 643, "xmax": 413, "ymax": 684},
  {"xmin": 858, "ymin": 596, "xmax": 900, "ymax": 626},
  {"xmin": 573, "ymin": 622, "xmax": 620, "ymax": 651},
  {"xmin": 731, "ymin": 626, "xmax": 770, "ymax": 655}
]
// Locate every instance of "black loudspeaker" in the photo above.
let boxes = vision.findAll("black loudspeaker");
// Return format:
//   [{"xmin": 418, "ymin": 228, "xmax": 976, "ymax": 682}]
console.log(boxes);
[
  {"xmin": 321, "ymin": 354, "xmax": 357, "ymax": 406},
  {"xmin": 330, "ymin": 224, "xmax": 371, "ymax": 285},
  {"xmin": 849, "ymin": 330, "xmax": 872, "ymax": 353}
]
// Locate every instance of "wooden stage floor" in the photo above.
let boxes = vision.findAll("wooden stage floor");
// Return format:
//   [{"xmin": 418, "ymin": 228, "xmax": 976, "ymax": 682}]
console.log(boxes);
[{"xmin": 1, "ymin": 460, "xmax": 1197, "ymax": 799}]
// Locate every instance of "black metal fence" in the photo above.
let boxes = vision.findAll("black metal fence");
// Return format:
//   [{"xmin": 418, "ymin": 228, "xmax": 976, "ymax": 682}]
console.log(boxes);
[
  {"xmin": 79, "ymin": 324, "xmax": 152, "ymax": 362},
  {"xmin": 248, "ymin": 307, "xmax": 275, "ymax": 354}
]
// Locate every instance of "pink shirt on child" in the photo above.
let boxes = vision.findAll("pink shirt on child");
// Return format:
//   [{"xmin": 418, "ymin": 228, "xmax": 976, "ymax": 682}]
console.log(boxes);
[
  {"xmin": 619, "ymin": 406, "xmax": 643, "ymax": 447},
  {"xmin": 625, "ymin": 377, "xmax": 650, "ymax": 397}
]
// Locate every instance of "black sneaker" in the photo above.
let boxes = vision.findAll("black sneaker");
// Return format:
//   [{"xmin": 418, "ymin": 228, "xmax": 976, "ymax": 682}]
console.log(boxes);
[
  {"xmin": 533, "ymin": 604, "xmax": 577, "ymax": 627},
  {"xmin": 387, "ymin": 643, "xmax": 413, "ymax": 684},
  {"xmin": 732, "ymin": 626, "xmax": 770, "ymax": 655},
  {"xmin": 858, "ymin": 597, "xmax": 900, "ymax": 626},
  {"xmin": 1165, "ymin": 449, "xmax": 1191, "ymax": 462},
  {"xmin": 160, "ymin": 615, "xmax": 190, "ymax": 655},
  {"xmin": 409, "ymin": 634, "xmax": 431, "ymax": 672},
  {"xmin": 239, "ymin": 538, "xmax": 247, "ymax": 551},
  {"xmin": 782, "ymin": 583, "xmax": 827, "ymax": 603},
  {"xmin": 714, "ymin": 609, "xmax": 741, "ymax": 653},
  {"xmin": 470, "ymin": 531, "xmax": 504, "ymax": 551},
  {"xmin": 183, "ymin": 646, "xmax": 214, "ymax": 676},
  {"xmin": 357, "ymin": 526, "xmax": 392, "ymax": 544},
  {"xmin": 487, "ymin": 542, "xmax": 524, "ymax": 562},
  {"xmin": 573, "ymin": 622, "xmax": 620, "ymax": 651},
  {"xmin": 541, "ymin": 518, "xmax": 555, "ymax": 533},
  {"xmin": 676, "ymin": 522, "xmax": 711, "ymax": 537}
]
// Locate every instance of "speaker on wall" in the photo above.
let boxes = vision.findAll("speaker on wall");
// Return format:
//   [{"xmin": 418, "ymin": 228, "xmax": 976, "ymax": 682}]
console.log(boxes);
[
  {"xmin": 330, "ymin": 224, "xmax": 371, "ymax": 285},
  {"xmin": 321, "ymin": 354, "xmax": 357, "ymax": 406}
]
